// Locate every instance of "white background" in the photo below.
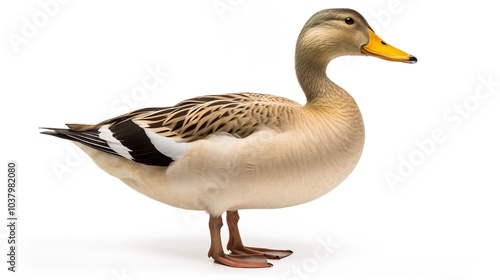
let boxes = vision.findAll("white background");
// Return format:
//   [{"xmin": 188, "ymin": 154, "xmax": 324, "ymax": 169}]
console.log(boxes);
[{"xmin": 1, "ymin": 0, "xmax": 500, "ymax": 279}]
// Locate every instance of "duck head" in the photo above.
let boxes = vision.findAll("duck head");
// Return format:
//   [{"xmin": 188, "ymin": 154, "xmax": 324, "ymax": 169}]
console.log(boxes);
[{"xmin": 296, "ymin": 8, "xmax": 417, "ymax": 65}]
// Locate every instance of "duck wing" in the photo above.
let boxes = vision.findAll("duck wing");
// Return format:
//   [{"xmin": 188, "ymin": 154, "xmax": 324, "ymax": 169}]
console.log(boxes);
[{"xmin": 41, "ymin": 93, "xmax": 300, "ymax": 167}]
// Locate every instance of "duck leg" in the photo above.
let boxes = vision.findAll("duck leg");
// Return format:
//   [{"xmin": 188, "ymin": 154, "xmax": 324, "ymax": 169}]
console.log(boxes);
[
  {"xmin": 226, "ymin": 210, "xmax": 293, "ymax": 259},
  {"xmin": 208, "ymin": 215, "xmax": 271, "ymax": 268}
]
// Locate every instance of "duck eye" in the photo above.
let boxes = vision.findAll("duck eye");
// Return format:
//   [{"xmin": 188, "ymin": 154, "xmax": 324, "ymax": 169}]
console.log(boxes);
[{"xmin": 345, "ymin": 17, "xmax": 354, "ymax": 25}]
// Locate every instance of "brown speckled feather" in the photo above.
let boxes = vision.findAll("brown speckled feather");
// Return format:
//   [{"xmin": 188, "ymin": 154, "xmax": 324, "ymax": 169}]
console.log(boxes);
[{"xmin": 133, "ymin": 93, "xmax": 301, "ymax": 142}]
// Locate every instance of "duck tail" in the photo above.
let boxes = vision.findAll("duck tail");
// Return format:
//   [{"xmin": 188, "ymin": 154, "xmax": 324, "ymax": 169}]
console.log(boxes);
[{"xmin": 40, "ymin": 126, "xmax": 120, "ymax": 156}]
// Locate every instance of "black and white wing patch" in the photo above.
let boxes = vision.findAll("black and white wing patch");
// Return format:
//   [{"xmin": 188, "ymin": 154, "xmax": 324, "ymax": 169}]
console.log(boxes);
[{"xmin": 41, "ymin": 117, "xmax": 190, "ymax": 167}]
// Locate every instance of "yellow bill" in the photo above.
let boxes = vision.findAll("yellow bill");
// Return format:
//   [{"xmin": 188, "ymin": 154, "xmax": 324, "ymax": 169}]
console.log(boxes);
[{"xmin": 362, "ymin": 29, "xmax": 417, "ymax": 64}]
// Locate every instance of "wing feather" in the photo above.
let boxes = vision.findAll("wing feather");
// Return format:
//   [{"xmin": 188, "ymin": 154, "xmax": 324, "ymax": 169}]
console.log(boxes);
[
  {"xmin": 42, "ymin": 93, "xmax": 301, "ymax": 167},
  {"xmin": 135, "ymin": 93, "xmax": 301, "ymax": 141}
]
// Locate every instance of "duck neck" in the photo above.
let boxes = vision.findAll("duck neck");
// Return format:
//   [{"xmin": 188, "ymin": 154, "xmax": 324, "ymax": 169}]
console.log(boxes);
[{"xmin": 295, "ymin": 45, "xmax": 350, "ymax": 107}]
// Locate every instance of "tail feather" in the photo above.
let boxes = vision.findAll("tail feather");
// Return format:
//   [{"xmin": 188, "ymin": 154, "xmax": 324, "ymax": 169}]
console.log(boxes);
[
  {"xmin": 40, "ymin": 127, "xmax": 120, "ymax": 156},
  {"xmin": 65, "ymin": 123, "xmax": 98, "ymax": 131}
]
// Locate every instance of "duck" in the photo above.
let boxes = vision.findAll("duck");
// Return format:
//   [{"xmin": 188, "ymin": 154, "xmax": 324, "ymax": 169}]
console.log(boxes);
[{"xmin": 41, "ymin": 8, "xmax": 416, "ymax": 268}]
